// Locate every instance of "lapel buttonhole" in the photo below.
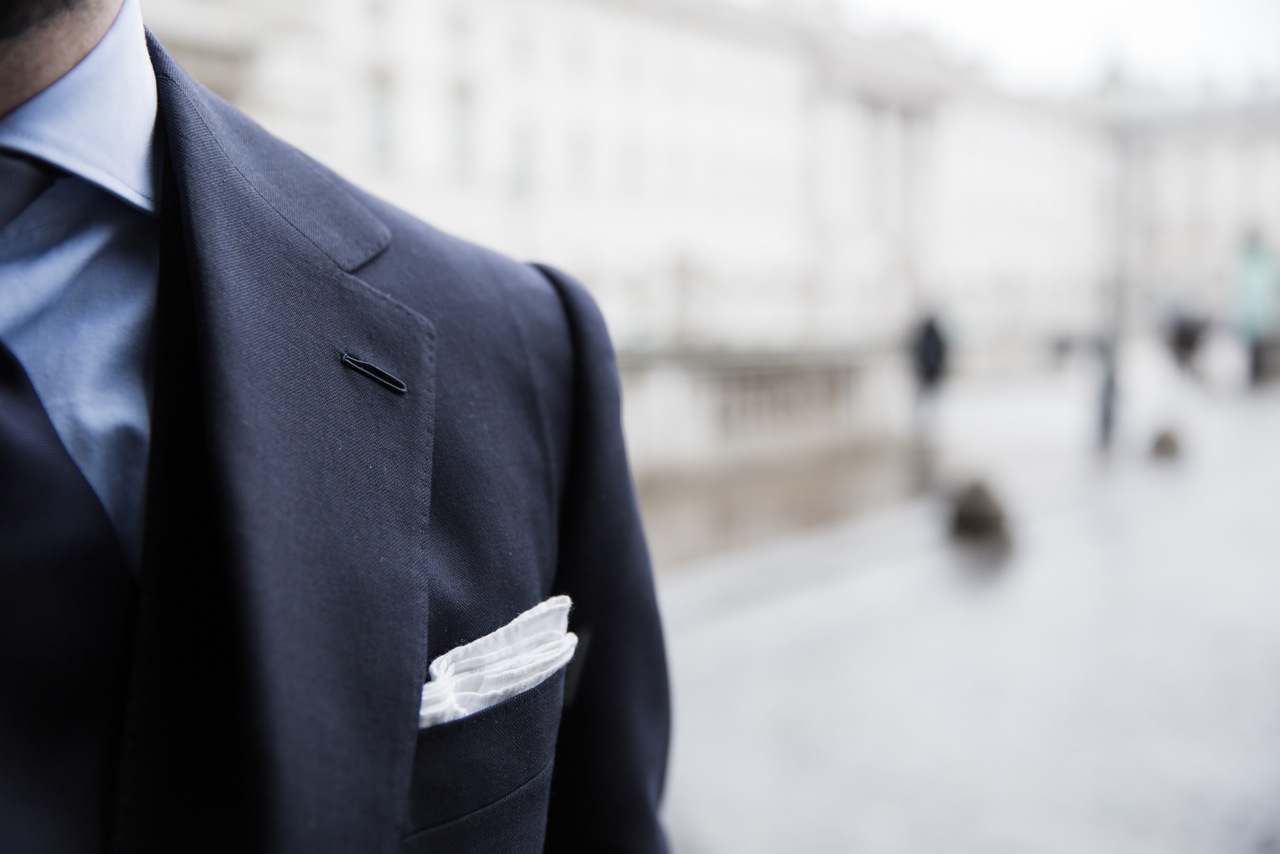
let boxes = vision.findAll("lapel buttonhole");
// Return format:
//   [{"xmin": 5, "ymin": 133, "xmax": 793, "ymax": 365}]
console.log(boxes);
[{"xmin": 340, "ymin": 352, "xmax": 408, "ymax": 394}]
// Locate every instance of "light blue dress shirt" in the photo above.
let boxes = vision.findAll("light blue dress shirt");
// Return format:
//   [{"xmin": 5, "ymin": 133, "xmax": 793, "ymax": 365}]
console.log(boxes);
[{"xmin": 0, "ymin": 0, "xmax": 160, "ymax": 569}]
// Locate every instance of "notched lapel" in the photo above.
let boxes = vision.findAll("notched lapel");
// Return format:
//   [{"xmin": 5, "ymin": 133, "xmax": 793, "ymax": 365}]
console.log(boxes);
[{"xmin": 122, "ymin": 38, "xmax": 437, "ymax": 854}]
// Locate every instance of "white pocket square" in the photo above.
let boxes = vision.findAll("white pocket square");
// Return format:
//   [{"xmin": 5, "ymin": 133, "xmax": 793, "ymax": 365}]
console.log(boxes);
[{"xmin": 418, "ymin": 595, "xmax": 577, "ymax": 729}]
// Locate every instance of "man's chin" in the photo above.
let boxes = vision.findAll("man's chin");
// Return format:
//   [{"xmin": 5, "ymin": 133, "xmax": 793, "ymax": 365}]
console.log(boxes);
[{"xmin": 0, "ymin": 0, "xmax": 83, "ymax": 42}]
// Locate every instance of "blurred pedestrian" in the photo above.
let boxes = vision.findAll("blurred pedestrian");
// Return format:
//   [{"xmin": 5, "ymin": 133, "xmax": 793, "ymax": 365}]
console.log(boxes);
[
  {"xmin": 909, "ymin": 313, "xmax": 949, "ymax": 487},
  {"xmin": 1165, "ymin": 310, "xmax": 1208, "ymax": 376},
  {"xmin": 1097, "ymin": 333, "xmax": 1118, "ymax": 451},
  {"xmin": 912, "ymin": 313, "xmax": 949, "ymax": 396},
  {"xmin": 1232, "ymin": 231, "xmax": 1280, "ymax": 386}
]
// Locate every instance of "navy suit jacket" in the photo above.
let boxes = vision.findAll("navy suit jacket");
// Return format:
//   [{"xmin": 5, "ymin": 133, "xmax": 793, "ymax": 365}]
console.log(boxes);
[{"xmin": 110, "ymin": 36, "xmax": 671, "ymax": 853}]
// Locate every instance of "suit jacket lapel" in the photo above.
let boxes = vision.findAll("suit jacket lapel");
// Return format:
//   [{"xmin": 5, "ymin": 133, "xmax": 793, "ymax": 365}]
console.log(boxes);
[{"xmin": 114, "ymin": 38, "xmax": 437, "ymax": 853}]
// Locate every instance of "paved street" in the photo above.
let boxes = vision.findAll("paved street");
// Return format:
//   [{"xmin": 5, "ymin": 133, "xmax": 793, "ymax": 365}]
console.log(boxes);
[{"xmin": 657, "ymin": 358, "xmax": 1280, "ymax": 853}]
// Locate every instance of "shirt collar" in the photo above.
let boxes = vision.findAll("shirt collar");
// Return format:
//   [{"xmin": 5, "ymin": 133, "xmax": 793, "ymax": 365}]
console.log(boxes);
[{"xmin": 0, "ymin": 0, "xmax": 160, "ymax": 214}]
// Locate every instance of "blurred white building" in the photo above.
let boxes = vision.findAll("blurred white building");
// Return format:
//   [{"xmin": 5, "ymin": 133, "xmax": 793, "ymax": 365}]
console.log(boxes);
[
  {"xmin": 1125, "ymin": 97, "xmax": 1280, "ymax": 322},
  {"xmin": 141, "ymin": 0, "xmax": 1280, "ymax": 475}
]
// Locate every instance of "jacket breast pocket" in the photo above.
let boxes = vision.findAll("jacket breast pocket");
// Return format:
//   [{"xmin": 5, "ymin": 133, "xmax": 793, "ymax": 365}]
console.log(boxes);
[{"xmin": 401, "ymin": 667, "xmax": 567, "ymax": 853}]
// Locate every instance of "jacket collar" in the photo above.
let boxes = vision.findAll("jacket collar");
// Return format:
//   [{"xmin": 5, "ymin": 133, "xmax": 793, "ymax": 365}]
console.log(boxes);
[
  {"xmin": 114, "ymin": 36, "xmax": 436, "ymax": 852},
  {"xmin": 147, "ymin": 39, "xmax": 390, "ymax": 271}
]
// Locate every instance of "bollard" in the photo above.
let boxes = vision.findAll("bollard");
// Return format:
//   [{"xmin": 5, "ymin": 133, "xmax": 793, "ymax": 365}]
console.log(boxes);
[
  {"xmin": 950, "ymin": 479, "xmax": 1008, "ymax": 543},
  {"xmin": 1151, "ymin": 428, "xmax": 1180, "ymax": 461}
]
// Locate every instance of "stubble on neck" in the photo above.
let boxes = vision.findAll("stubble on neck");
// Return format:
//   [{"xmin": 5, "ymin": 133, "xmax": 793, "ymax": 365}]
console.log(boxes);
[{"xmin": 0, "ymin": 0, "xmax": 124, "ymax": 119}]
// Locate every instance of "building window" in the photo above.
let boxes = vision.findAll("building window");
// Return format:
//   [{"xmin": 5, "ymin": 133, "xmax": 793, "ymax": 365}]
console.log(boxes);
[
  {"xmin": 451, "ymin": 80, "xmax": 474, "ymax": 184},
  {"xmin": 568, "ymin": 129, "xmax": 595, "ymax": 195},
  {"xmin": 510, "ymin": 121, "xmax": 538, "ymax": 199},
  {"xmin": 370, "ymin": 69, "xmax": 394, "ymax": 172},
  {"xmin": 446, "ymin": 5, "xmax": 470, "ymax": 39},
  {"xmin": 565, "ymin": 30, "xmax": 591, "ymax": 80},
  {"xmin": 619, "ymin": 138, "xmax": 645, "ymax": 198},
  {"xmin": 510, "ymin": 16, "xmax": 536, "ymax": 72}
]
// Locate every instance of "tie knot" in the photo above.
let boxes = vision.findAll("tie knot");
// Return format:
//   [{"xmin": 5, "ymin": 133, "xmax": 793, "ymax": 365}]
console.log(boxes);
[{"xmin": 0, "ymin": 150, "xmax": 56, "ymax": 232}]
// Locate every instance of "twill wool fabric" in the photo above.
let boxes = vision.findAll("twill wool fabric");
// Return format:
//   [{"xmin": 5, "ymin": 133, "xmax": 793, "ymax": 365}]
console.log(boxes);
[{"xmin": 94, "ymin": 35, "xmax": 672, "ymax": 854}]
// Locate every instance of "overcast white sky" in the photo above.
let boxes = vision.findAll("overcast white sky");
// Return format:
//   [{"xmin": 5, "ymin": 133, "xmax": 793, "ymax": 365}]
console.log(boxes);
[{"xmin": 838, "ymin": 0, "xmax": 1280, "ymax": 96}]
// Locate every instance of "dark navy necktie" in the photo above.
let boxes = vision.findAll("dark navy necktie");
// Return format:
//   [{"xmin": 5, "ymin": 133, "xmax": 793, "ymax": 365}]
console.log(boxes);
[
  {"xmin": 0, "ymin": 149, "xmax": 55, "ymax": 227},
  {"xmin": 0, "ymin": 151, "xmax": 138, "ymax": 851}
]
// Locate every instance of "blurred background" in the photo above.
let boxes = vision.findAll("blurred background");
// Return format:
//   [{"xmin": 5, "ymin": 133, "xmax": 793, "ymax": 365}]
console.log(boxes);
[{"xmin": 144, "ymin": 0, "xmax": 1280, "ymax": 850}]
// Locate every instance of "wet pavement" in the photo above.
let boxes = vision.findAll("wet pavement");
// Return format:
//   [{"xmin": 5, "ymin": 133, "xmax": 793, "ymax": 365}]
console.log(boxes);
[{"xmin": 656, "ymin": 364, "xmax": 1280, "ymax": 853}]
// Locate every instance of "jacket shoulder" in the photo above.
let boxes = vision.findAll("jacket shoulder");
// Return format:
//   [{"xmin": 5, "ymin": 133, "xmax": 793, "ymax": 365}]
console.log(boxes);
[
  {"xmin": 151, "ymin": 33, "xmax": 586, "ymax": 353},
  {"xmin": 354, "ymin": 191, "xmax": 574, "ymax": 340}
]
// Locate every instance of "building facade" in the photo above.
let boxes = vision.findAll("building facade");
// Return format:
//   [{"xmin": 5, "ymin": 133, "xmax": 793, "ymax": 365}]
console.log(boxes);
[{"xmin": 142, "ymin": 0, "xmax": 1280, "ymax": 474}]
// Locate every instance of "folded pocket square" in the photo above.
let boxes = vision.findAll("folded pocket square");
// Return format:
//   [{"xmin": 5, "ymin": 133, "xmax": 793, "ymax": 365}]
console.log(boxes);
[{"xmin": 418, "ymin": 595, "xmax": 577, "ymax": 729}]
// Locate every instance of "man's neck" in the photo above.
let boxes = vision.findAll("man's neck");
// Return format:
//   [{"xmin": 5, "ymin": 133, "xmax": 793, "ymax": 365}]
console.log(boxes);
[{"xmin": 0, "ymin": 0, "xmax": 123, "ymax": 119}]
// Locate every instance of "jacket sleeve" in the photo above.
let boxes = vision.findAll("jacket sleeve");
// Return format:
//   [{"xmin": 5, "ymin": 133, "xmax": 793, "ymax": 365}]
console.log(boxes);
[{"xmin": 534, "ymin": 265, "xmax": 672, "ymax": 854}]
